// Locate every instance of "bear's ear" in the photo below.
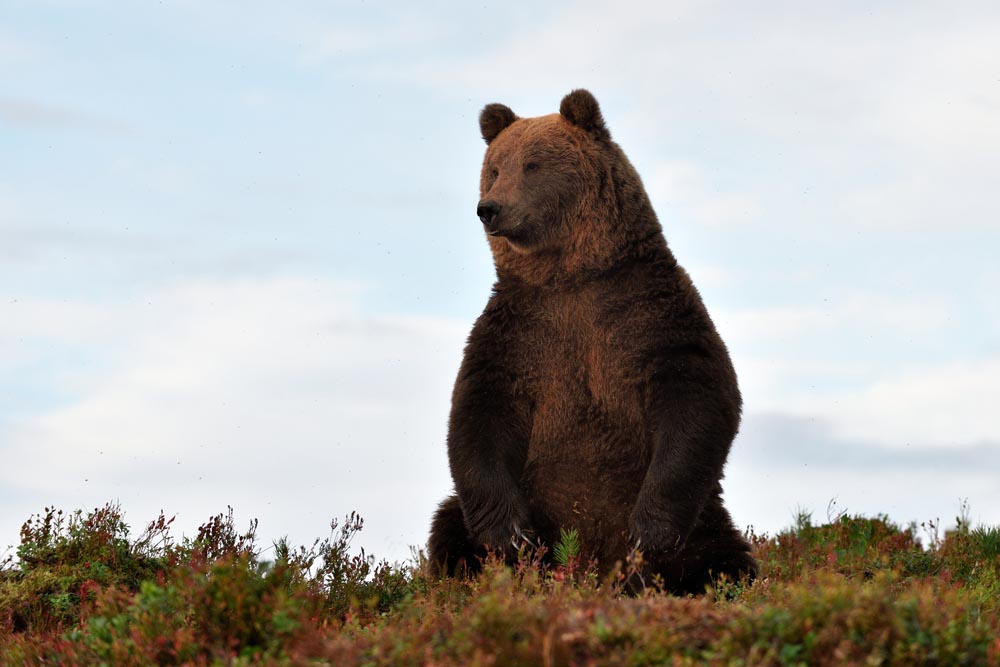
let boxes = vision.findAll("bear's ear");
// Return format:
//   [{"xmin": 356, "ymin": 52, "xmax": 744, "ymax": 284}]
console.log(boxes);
[
  {"xmin": 480, "ymin": 103, "xmax": 518, "ymax": 145},
  {"xmin": 559, "ymin": 89, "xmax": 609, "ymax": 138}
]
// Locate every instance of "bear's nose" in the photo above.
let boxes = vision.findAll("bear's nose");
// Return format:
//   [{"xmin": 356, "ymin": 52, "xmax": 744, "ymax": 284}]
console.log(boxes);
[{"xmin": 477, "ymin": 200, "xmax": 502, "ymax": 230}]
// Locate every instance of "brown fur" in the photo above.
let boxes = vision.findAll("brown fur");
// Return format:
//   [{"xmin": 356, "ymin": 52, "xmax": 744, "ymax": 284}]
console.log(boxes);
[{"xmin": 428, "ymin": 90, "xmax": 758, "ymax": 594}]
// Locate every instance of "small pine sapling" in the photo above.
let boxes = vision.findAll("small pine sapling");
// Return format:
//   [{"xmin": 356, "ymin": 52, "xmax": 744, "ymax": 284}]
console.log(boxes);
[{"xmin": 552, "ymin": 528, "xmax": 581, "ymax": 567}]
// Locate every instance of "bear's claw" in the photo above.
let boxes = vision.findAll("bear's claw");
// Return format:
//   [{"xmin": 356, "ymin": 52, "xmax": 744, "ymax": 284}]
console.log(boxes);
[{"xmin": 512, "ymin": 525, "xmax": 537, "ymax": 549}]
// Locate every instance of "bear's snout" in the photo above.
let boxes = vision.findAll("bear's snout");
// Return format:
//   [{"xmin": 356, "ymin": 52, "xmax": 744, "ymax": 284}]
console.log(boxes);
[{"xmin": 477, "ymin": 200, "xmax": 503, "ymax": 233}]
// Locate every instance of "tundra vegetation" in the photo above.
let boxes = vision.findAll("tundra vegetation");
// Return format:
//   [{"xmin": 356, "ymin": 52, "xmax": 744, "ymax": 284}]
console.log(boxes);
[{"xmin": 1, "ymin": 502, "xmax": 998, "ymax": 666}]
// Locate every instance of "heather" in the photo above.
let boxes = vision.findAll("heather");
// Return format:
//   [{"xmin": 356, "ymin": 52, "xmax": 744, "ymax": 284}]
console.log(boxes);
[{"xmin": 1, "ymin": 502, "xmax": 998, "ymax": 666}]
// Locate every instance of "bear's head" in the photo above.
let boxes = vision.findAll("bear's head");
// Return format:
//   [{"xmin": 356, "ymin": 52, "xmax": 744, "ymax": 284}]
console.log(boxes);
[{"xmin": 476, "ymin": 89, "xmax": 662, "ymax": 283}]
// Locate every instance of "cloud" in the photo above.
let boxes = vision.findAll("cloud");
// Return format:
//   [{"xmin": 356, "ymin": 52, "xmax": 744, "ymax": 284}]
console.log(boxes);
[
  {"xmin": 0, "ymin": 199, "xmax": 313, "ymax": 284},
  {"xmin": 0, "ymin": 29, "xmax": 38, "ymax": 65},
  {"xmin": 707, "ymin": 294, "xmax": 995, "ymax": 450},
  {"xmin": 789, "ymin": 358, "xmax": 1000, "ymax": 449},
  {"xmin": 0, "ymin": 97, "xmax": 129, "ymax": 133},
  {"xmin": 3, "ymin": 275, "xmax": 995, "ymax": 558},
  {"xmin": 724, "ymin": 412, "xmax": 1000, "ymax": 536},
  {"xmin": 4, "ymin": 1, "xmax": 998, "ymax": 560},
  {"xmin": 647, "ymin": 161, "xmax": 762, "ymax": 228},
  {"xmin": 715, "ymin": 294, "xmax": 954, "ymax": 344},
  {"xmin": 297, "ymin": 16, "xmax": 446, "ymax": 64},
  {"xmin": 0, "ymin": 276, "xmax": 467, "ymax": 561},
  {"xmin": 724, "ymin": 346, "xmax": 1000, "ymax": 451},
  {"xmin": 736, "ymin": 413, "xmax": 1000, "ymax": 472},
  {"xmin": 163, "ymin": 2, "xmax": 449, "ymax": 69},
  {"xmin": 351, "ymin": 2, "xmax": 1000, "ymax": 232},
  {"xmin": 0, "ymin": 223, "xmax": 157, "ymax": 264},
  {"xmin": 837, "ymin": 168, "xmax": 1000, "ymax": 231}
]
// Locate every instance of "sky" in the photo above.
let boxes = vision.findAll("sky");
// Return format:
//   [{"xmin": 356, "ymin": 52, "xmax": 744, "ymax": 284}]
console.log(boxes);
[{"xmin": 2, "ymin": 1, "xmax": 999, "ymax": 563}]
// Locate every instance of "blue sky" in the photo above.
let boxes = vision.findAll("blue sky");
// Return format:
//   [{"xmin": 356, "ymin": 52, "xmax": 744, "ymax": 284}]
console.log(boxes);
[{"xmin": 3, "ymin": 1, "xmax": 999, "ymax": 561}]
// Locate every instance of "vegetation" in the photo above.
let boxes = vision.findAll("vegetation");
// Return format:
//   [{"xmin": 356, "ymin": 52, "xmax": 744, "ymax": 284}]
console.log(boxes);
[{"xmin": 2, "ymin": 502, "xmax": 998, "ymax": 666}]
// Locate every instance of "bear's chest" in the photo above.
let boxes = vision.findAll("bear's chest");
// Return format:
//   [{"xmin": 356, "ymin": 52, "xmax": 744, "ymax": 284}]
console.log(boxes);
[{"xmin": 508, "ymin": 291, "xmax": 650, "ymax": 452}]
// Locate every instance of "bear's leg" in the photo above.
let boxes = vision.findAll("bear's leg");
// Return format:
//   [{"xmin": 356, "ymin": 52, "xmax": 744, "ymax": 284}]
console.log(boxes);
[
  {"xmin": 427, "ymin": 495, "xmax": 484, "ymax": 577},
  {"xmin": 655, "ymin": 491, "xmax": 759, "ymax": 595}
]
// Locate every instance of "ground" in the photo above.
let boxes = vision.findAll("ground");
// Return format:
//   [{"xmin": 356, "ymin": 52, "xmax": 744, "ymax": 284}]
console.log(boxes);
[{"xmin": 1, "ymin": 502, "xmax": 999, "ymax": 666}]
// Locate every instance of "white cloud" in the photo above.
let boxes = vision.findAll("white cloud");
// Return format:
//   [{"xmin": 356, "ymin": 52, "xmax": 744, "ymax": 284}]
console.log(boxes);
[
  {"xmin": 724, "ymin": 413, "xmax": 1000, "ymax": 535},
  {"xmin": 683, "ymin": 262, "xmax": 735, "ymax": 289},
  {"xmin": 709, "ymin": 297, "xmax": 997, "ymax": 450},
  {"xmin": 0, "ymin": 97, "xmax": 129, "ymax": 133},
  {"xmin": 724, "ymin": 347, "xmax": 1000, "ymax": 450},
  {"xmin": 733, "ymin": 358, "xmax": 868, "ymax": 413},
  {"xmin": 0, "ymin": 276, "xmax": 468, "ymax": 561},
  {"xmin": 872, "ymin": 22, "xmax": 1000, "ymax": 156},
  {"xmin": 838, "ymin": 169, "xmax": 1000, "ymax": 231},
  {"xmin": 0, "ymin": 29, "xmax": 39, "ymax": 65},
  {"xmin": 297, "ymin": 16, "xmax": 446, "ymax": 64},
  {"xmin": 791, "ymin": 358, "xmax": 1000, "ymax": 449},
  {"xmin": 2, "ymin": 278, "xmax": 993, "ymax": 557},
  {"xmin": 365, "ymin": 2, "xmax": 1000, "ymax": 232},
  {"xmin": 647, "ymin": 161, "xmax": 762, "ymax": 228},
  {"xmin": 108, "ymin": 156, "xmax": 194, "ymax": 197},
  {"xmin": 4, "ymin": 1, "xmax": 999, "ymax": 559},
  {"xmin": 715, "ymin": 294, "xmax": 954, "ymax": 344}
]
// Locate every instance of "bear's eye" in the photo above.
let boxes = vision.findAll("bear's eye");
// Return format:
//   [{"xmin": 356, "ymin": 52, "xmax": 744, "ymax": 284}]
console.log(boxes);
[
  {"xmin": 524, "ymin": 162, "xmax": 540, "ymax": 173},
  {"xmin": 490, "ymin": 168, "xmax": 499, "ymax": 179}
]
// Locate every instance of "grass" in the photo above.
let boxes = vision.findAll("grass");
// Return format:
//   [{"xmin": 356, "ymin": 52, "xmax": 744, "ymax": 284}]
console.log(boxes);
[{"xmin": 1, "ymin": 503, "xmax": 998, "ymax": 666}]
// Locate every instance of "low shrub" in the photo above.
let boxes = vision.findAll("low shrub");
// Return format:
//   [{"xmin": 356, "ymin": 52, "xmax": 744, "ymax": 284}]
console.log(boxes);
[{"xmin": 1, "ymin": 502, "xmax": 997, "ymax": 666}]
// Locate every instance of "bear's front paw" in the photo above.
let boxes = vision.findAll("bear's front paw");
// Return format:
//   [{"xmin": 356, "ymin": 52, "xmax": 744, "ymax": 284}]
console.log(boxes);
[
  {"xmin": 628, "ymin": 505, "xmax": 687, "ymax": 556},
  {"xmin": 472, "ymin": 501, "xmax": 534, "ymax": 555},
  {"xmin": 477, "ymin": 521, "xmax": 536, "ymax": 556}
]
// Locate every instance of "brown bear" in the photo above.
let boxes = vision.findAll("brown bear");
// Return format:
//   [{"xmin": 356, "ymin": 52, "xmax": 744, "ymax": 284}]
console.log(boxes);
[{"xmin": 427, "ymin": 89, "xmax": 758, "ymax": 594}]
